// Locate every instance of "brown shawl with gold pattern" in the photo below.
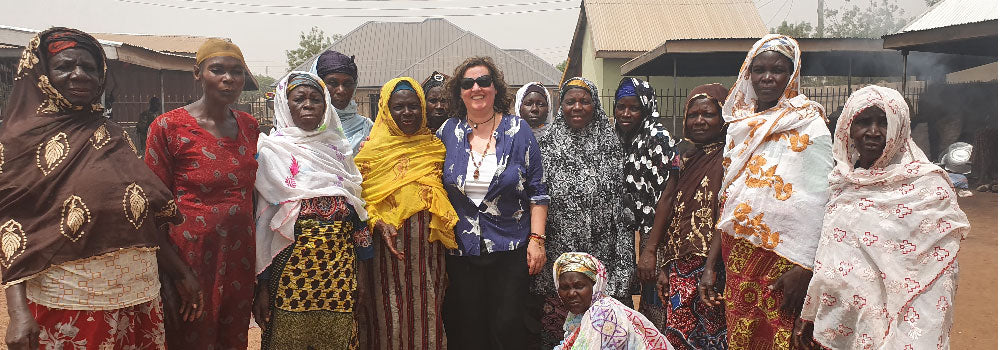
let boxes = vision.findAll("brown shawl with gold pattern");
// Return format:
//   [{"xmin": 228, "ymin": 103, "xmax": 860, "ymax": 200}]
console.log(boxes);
[
  {"xmin": 0, "ymin": 28, "xmax": 178, "ymax": 285},
  {"xmin": 662, "ymin": 83, "xmax": 729, "ymax": 262}
]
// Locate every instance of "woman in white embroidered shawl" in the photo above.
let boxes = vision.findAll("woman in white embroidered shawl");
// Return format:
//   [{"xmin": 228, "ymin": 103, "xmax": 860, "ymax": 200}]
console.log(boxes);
[
  {"xmin": 701, "ymin": 34, "xmax": 833, "ymax": 349},
  {"xmin": 252, "ymin": 72, "xmax": 372, "ymax": 349},
  {"xmin": 798, "ymin": 85, "xmax": 969, "ymax": 349}
]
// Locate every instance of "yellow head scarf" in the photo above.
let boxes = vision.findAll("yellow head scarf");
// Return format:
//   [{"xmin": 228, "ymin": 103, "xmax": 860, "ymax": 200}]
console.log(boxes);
[
  {"xmin": 194, "ymin": 38, "xmax": 258, "ymax": 91},
  {"xmin": 196, "ymin": 38, "xmax": 245, "ymax": 66},
  {"xmin": 354, "ymin": 77, "xmax": 458, "ymax": 248}
]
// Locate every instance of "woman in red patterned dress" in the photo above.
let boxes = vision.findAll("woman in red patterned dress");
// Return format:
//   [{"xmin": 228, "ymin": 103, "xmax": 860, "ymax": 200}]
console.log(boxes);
[{"xmin": 143, "ymin": 39, "xmax": 259, "ymax": 349}]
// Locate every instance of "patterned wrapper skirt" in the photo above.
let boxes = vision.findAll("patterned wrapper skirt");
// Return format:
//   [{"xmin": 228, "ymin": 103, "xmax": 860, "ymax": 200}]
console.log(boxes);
[
  {"xmin": 720, "ymin": 234, "xmax": 797, "ymax": 350},
  {"xmin": 639, "ymin": 282, "xmax": 668, "ymax": 334},
  {"xmin": 29, "ymin": 298, "xmax": 166, "ymax": 349},
  {"xmin": 262, "ymin": 218, "xmax": 360, "ymax": 350},
  {"xmin": 357, "ymin": 212, "xmax": 448, "ymax": 350},
  {"xmin": 539, "ymin": 294, "xmax": 571, "ymax": 349},
  {"xmin": 662, "ymin": 254, "xmax": 728, "ymax": 350}
]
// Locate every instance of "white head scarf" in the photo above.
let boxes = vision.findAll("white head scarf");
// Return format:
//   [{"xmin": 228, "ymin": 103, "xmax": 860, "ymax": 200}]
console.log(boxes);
[
  {"xmin": 515, "ymin": 82, "xmax": 554, "ymax": 139},
  {"xmin": 254, "ymin": 71, "xmax": 367, "ymax": 274},
  {"xmin": 722, "ymin": 34, "xmax": 805, "ymax": 122}
]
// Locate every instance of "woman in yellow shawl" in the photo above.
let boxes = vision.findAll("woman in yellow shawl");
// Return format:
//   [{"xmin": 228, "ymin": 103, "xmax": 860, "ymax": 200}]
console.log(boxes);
[{"xmin": 354, "ymin": 77, "xmax": 459, "ymax": 349}]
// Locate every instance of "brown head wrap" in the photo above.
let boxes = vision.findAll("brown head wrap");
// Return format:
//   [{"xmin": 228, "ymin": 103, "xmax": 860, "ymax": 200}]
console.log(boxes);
[{"xmin": 683, "ymin": 83, "xmax": 730, "ymax": 145}]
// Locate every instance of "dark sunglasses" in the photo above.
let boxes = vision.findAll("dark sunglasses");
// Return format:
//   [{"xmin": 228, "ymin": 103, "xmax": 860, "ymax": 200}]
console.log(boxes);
[{"xmin": 460, "ymin": 75, "xmax": 493, "ymax": 90}]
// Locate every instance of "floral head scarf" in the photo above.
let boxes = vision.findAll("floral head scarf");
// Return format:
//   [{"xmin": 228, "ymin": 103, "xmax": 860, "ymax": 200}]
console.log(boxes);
[
  {"xmin": 716, "ymin": 34, "xmax": 832, "ymax": 269},
  {"xmin": 553, "ymin": 252, "xmax": 606, "ymax": 299},
  {"xmin": 833, "ymin": 85, "xmax": 921, "ymax": 174}
]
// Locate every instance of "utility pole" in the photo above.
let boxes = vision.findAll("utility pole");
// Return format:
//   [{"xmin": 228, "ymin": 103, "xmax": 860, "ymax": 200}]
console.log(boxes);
[{"xmin": 817, "ymin": 0, "xmax": 825, "ymax": 37}]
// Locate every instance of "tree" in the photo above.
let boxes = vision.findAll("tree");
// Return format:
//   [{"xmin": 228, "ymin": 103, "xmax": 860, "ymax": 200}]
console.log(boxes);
[
  {"xmin": 240, "ymin": 74, "xmax": 277, "ymax": 101},
  {"xmin": 770, "ymin": 21, "xmax": 814, "ymax": 38},
  {"xmin": 824, "ymin": 0, "xmax": 911, "ymax": 38},
  {"xmin": 555, "ymin": 59, "xmax": 568, "ymax": 73},
  {"xmin": 285, "ymin": 26, "xmax": 342, "ymax": 69}
]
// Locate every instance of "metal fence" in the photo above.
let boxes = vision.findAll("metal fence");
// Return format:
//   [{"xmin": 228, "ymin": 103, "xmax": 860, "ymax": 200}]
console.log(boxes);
[
  {"xmin": 597, "ymin": 88, "xmax": 701, "ymax": 136},
  {"xmin": 596, "ymin": 84, "xmax": 927, "ymax": 137},
  {"xmin": 0, "ymin": 58, "xmax": 16, "ymax": 120},
  {"xmin": 236, "ymin": 97, "xmax": 274, "ymax": 132},
  {"xmin": 227, "ymin": 82, "xmax": 927, "ymax": 138}
]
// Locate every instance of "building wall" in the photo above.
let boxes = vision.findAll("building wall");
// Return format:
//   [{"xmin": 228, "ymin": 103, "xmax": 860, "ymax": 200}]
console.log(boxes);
[{"xmin": 580, "ymin": 21, "xmax": 601, "ymax": 87}]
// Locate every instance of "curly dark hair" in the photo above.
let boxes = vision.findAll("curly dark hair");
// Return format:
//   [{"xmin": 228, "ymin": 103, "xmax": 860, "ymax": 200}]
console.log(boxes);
[{"xmin": 446, "ymin": 56, "xmax": 512, "ymax": 117}]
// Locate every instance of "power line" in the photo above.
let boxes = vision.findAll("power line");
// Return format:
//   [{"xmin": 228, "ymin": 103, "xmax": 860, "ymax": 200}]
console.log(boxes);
[
  {"xmin": 170, "ymin": 0, "xmax": 574, "ymax": 11},
  {"xmin": 766, "ymin": 0, "xmax": 793, "ymax": 25},
  {"xmin": 116, "ymin": 0, "xmax": 576, "ymax": 17},
  {"xmin": 756, "ymin": 0, "xmax": 778, "ymax": 10},
  {"xmin": 779, "ymin": 0, "xmax": 794, "ymax": 24}
]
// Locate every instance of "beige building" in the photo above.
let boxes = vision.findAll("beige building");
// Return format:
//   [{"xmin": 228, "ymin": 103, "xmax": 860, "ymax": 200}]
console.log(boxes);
[{"xmin": 563, "ymin": 0, "xmax": 767, "ymax": 97}]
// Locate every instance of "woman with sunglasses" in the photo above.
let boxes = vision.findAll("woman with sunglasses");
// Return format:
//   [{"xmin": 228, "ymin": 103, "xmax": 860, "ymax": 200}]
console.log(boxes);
[{"xmin": 438, "ymin": 56, "xmax": 550, "ymax": 349}]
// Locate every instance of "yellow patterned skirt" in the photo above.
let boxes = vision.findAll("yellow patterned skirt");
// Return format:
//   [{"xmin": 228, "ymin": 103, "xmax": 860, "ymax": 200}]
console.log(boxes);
[
  {"xmin": 720, "ymin": 234, "xmax": 796, "ymax": 350},
  {"xmin": 263, "ymin": 219, "xmax": 358, "ymax": 350}
]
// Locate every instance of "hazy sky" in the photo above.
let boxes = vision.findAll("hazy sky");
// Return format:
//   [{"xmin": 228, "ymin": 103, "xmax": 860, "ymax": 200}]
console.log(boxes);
[{"xmin": 2, "ymin": 0, "xmax": 929, "ymax": 78}]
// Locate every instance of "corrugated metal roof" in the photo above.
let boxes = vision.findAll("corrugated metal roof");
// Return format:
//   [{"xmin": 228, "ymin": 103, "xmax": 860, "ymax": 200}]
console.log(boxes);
[
  {"xmin": 288, "ymin": 18, "xmax": 562, "ymax": 87},
  {"xmin": 91, "ymin": 33, "xmax": 224, "ymax": 56},
  {"xmin": 899, "ymin": 0, "xmax": 998, "ymax": 33},
  {"xmin": 0, "ymin": 26, "xmax": 199, "ymax": 71},
  {"xmin": 584, "ymin": 0, "xmax": 767, "ymax": 53}
]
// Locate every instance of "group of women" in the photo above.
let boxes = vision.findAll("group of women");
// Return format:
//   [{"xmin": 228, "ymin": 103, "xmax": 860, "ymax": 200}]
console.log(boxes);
[{"xmin": 0, "ymin": 27, "xmax": 970, "ymax": 350}]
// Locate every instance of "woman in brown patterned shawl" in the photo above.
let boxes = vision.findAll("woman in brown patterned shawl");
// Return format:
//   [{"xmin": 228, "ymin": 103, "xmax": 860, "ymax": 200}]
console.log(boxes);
[
  {"xmin": 0, "ymin": 27, "xmax": 201, "ymax": 349},
  {"xmin": 650, "ymin": 84, "xmax": 730, "ymax": 349}
]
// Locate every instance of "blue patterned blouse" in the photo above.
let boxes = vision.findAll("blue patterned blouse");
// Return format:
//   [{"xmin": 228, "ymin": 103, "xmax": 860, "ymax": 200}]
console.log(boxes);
[{"xmin": 437, "ymin": 114, "xmax": 550, "ymax": 256}]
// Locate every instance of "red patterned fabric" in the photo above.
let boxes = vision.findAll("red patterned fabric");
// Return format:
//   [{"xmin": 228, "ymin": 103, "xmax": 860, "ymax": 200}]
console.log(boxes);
[
  {"xmin": 30, "ymin": 298, "xmax": 165, "ymax": 349},
  {"xmin": 662, "ymin": 255, "xmax": 728, "ymax": 350},
  {"xmin": 143, "ymin": 107, "xmax": 259, "ymax": 349},
  {"xmin": 357, "ymin": 211, "xmax": 447, "ymax": 350},
  {"xmin": 720, "ymin": 234, "xmax": 795, "ymax": 350}
]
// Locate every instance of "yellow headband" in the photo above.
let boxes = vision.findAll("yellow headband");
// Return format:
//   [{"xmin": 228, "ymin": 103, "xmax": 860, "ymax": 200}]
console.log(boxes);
[
  {"xmin": 196, "ymin": 38, "xmax": 246, "ymax": 66},
  {"xmin": 565, "ymin": 79, "xmax": 591, "ymax": 93}
]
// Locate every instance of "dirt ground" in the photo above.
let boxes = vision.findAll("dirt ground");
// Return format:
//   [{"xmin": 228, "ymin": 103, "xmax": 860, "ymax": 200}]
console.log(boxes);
[{"xmin": 0, "ymin": 194, "xmax": 995, "ymax": 349}]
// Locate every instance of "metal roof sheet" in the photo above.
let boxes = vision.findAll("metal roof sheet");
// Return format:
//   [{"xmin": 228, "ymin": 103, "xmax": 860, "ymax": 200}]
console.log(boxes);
[
  {"xmin": 583, "ymin": 0, "xmax": 768, "ymax": 53},
  {"xmin": 0, "ymin": 26, "xmax": 200, "ymax": 71},
  {"xmin": 91, "ymin": 33, "xmax": 224, "ymax": 55},
  {"xmin": 288, "ymin": 18, "xmax": 562, "ymax": 87},
  {"xmin": 899, "ymin": 0, "xmax": 998, "ymax": 33}
]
